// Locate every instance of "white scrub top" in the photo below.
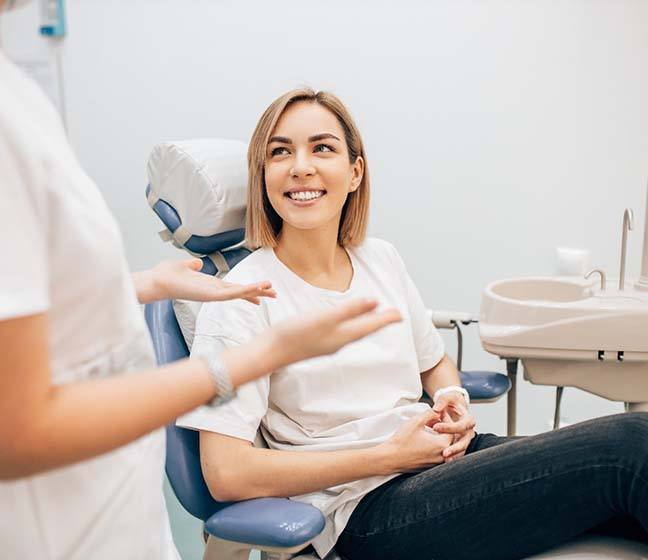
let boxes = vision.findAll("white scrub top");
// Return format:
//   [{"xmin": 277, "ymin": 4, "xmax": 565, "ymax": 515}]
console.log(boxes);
[{"xmin": 0, "ymin": 52, "xmax": 178, "ymax": 560}]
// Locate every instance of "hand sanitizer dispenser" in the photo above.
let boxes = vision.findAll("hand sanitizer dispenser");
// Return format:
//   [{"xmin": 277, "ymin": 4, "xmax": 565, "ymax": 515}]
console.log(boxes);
[{"xmin": 39, "ymin": 0, "xmax": 66, "ymax": 37}]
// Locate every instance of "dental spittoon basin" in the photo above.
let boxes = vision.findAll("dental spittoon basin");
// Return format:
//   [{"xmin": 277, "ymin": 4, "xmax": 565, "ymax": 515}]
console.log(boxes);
[{"xmin": 479, "ymin": 185, "xmax": 648, "ymax": 412}]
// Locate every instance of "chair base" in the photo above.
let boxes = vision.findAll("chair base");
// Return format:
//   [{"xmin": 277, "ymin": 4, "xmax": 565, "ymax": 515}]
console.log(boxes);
[{"xmin": 204, "ymin": 535, "xmax": 315, "ymax": 560}]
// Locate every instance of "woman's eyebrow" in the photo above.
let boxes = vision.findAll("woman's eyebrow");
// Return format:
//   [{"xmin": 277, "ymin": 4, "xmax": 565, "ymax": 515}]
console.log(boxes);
[
  {"xmin": 268, "ymin": 133, "xmax": 341, "ymax": 145},
  {"xmin": 308, "ymin": 133, "xmax": 341, "ymax": 143}
]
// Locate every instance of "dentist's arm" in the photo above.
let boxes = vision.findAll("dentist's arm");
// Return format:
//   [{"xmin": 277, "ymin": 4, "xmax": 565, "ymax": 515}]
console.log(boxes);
[
  {"xmin": 132, "ymin": 258, "xmax": 277, "ymax": 305},
  {"xmin": 0, "ymin": 299, "xmax": 397, "ymax": 480}
]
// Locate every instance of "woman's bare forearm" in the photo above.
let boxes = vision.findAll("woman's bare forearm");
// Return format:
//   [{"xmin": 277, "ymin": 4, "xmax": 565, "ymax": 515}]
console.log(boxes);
[
  {"xmin": 420, "ymin": 354, "xmax": 462, "ymax": 398},
  {"xmin": 202, "ymin": 435, "xmax": 397, "ymax": 502}
]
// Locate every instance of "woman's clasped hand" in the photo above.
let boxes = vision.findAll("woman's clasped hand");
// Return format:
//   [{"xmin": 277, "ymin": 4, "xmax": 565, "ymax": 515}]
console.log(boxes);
[{"xmin": 432, "ymin": 392, "xmax": 477, "ymax": 463}]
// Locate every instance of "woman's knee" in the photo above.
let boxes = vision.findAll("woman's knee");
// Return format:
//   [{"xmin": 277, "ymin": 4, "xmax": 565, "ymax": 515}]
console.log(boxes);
[
  {"xmin": 605, "ymin": 412, "xmax": 648, "ymax": 456},
  {"xmin": 615, "ymin": 412, "xmax": 648, "ymax": 434}
]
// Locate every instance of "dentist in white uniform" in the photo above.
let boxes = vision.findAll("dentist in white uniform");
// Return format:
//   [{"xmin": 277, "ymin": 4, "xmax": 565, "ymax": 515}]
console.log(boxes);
[{"xmin": 0, "ymin": 1, "xmax": 400, "ymax": 558}]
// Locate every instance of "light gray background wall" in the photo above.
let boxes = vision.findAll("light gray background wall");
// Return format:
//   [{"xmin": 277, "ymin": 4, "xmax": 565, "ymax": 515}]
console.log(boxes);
[{"xmin": 2, "ymin": 0, "xmax": 646, "ymax": 440}]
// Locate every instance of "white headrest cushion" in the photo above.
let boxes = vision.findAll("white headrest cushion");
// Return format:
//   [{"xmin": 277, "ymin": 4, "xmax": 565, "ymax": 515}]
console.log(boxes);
[{"xmin": 147, "ymin": 139, "xmax": 248, "ymax": 237}]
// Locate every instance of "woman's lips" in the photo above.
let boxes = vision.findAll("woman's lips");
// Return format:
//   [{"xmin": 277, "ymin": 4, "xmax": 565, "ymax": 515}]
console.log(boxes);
[{"xmin": 285, "ymin": 192, "xmax": 326, "ymax": 206}]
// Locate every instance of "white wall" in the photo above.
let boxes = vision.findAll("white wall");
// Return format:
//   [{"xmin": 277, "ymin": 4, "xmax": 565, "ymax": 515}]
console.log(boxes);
[{"xmin": 3, "ymin": 0, "xmax": 647, "ymax": 436}]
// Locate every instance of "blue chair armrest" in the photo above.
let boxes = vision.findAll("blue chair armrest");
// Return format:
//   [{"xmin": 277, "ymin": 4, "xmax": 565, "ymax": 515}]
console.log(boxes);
[
  {"xmin": 461, "ymin": 371, "xmax": 511, "ymax": 401},
  {"xmin": 422, "ymin": 371, "xmax": 511, "ymax": 402},
  {"xmin": 205, "ymin": 497, "xmax": 325, "ymax": 549}
]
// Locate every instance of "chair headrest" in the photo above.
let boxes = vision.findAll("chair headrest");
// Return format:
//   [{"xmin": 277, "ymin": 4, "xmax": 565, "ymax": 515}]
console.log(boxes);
[{"xmin": 146, "ymin": 139, "xmax": 248, "ymax": 255}]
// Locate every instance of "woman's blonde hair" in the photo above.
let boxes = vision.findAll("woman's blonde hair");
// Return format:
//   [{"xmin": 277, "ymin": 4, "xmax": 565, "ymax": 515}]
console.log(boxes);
[{"xmin": 246, "ymin": 88, "xmax": 370, "ymax": 248}]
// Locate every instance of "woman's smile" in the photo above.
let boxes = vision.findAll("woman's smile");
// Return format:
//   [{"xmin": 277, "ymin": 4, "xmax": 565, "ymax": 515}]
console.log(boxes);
[{"xmin": 284, "ymin": 187, "xmax": 328, "ymax": 205}]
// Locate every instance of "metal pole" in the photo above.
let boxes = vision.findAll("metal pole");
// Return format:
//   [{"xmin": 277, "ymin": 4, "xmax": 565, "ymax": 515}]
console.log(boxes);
[{"xmin": 506, "ymin": 358, "xmax": 518, "ymax": 436}]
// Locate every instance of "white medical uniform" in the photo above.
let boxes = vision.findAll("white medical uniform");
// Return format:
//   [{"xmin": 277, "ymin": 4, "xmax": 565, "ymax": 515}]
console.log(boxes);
[
  {"xmin": 178, "ymin": 238, "xmax": 446, "ymax": 558},
  {"xmin": 0, "ymin": 52, "xmax": 178, "ymax": 559}
]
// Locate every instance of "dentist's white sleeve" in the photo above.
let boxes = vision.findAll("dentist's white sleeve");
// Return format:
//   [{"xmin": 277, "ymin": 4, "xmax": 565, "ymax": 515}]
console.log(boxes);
[{"xmin": 0, "ymin": 126, "xmax": 49, "ymax": 320}]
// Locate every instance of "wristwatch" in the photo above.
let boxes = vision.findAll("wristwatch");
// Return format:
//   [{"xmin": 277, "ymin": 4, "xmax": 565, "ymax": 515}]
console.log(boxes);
[
  {"xmin": 201, "ymin": 352, "xmax": 236, "ymax": 407},
  {"xmin": 433, "ymin": 385, "xmax": 470, "ymax": 406}
]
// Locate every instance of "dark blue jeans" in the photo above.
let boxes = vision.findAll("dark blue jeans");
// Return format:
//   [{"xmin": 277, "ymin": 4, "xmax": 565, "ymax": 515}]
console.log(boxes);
[{"xmin": 336, "ymin": 412, "xmax": 648, "ymax": 560}]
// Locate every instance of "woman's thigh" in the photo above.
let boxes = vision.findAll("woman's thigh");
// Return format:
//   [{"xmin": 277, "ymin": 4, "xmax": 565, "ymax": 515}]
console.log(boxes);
[{"xmin": 337, "ymin": 412, "xmax": 648, "ymax": 560}]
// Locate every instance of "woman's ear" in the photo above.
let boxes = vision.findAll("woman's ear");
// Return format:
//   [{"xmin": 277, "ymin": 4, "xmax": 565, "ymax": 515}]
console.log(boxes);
[{"xmin": 349, "ymin": 156, "xmax": 365, "ymax": 193}]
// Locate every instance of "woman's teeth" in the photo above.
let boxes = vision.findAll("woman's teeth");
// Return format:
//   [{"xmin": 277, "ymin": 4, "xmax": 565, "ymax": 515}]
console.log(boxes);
[{"xmin": 288, "ymin": 190, "xmax": 325, "ymax": 201}]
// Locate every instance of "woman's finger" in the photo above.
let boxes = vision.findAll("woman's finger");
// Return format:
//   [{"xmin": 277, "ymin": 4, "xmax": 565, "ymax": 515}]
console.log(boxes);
[
  {"xmin": 443, "ymin": 431, "xmax": 474, "ymax": 460},
  {"xmin": 433, "ymin": 414, "xmax": 476, "ymax": 435}
]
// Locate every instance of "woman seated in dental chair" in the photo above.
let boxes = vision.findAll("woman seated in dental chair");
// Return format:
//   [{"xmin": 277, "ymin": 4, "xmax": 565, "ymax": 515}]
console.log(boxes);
[{"xmin": 177, "ymin": 88, "xmax": 648, "ymax": 560}]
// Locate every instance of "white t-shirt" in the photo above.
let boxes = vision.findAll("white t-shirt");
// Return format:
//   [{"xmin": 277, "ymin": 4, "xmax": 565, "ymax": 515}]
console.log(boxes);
[
  {"xmin": 178, "ymin": 239, "xmax": 445, "ymax": 557},
  {"xmin": 0, "ymin": 52, "xmax": 178, "ymax": 560}
]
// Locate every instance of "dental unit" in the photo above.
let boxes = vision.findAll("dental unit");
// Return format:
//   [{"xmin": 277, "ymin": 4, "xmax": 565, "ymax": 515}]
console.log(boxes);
[{"xmin": 480, "ymin": 184, "xmax": 648, "ymax": 426}]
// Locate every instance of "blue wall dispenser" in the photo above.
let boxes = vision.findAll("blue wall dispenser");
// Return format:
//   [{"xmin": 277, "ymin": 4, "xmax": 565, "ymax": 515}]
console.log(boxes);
[{"xmin": 39, "ymin": 0, "xmax": 66, "ymax": 37}]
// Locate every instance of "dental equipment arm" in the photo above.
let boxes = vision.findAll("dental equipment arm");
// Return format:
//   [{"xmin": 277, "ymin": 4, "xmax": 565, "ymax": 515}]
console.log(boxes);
[{"xmin": 0, "ymin": 300, "xmax": 397, "ymax": 480}]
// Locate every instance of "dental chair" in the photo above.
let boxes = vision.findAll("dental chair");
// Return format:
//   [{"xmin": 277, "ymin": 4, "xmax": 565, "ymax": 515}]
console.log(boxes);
[{"xmin": 144, "ymin": 139, "xmax": 648, "ymax": 560}]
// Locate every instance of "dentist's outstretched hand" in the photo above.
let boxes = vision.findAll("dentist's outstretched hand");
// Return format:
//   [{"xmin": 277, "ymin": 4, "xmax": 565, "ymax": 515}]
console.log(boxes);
[
  {"xmin": 221, "ymin": 298, "xmax": 402, "ymax": 389},
  {"xmin": 275, "ymin": 298, "xmax": 402, "ymax": 365},
  {"xmin": 133, "ymin": 258, "xmax": 277, "ymax": 305}
]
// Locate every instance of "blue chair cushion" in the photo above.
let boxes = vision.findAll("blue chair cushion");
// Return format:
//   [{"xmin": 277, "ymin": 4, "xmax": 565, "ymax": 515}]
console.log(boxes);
[
  {"xmin": 460, "ymin": 371, "xmax": 511, "ymax": 401},
  {"xmin": 165, "ymin": 424, "xmax": 230, "ymax": 521},
  {"xmin": 146, "ymin": 298, "xmax": 326, "ymax": 549},
  {"xmin": 205, "ymin": 497, "xmax": 326, "ymax": 549},
  {"xmin": 421, "ymin": 371, "xmax": 511, "ymax": 402}
]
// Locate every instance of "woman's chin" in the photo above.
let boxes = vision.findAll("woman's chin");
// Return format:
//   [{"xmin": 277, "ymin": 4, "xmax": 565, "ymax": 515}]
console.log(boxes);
[
  {"xmin": 282, "ymin": 217, "xmax": 330, "ymax": 232},
  {"xmin": 276, "ymin": 207, "xmax": 337, "ymax": 233}
]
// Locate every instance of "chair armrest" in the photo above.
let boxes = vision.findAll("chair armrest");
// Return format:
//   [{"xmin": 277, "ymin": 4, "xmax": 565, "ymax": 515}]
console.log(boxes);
[
  {"xmin": 427, "ymin": 309, "xmax": 478, "ymax": 329},
  {"xmin": 205, "ymin": 497, "xmax": 325, "ymax": 550}
]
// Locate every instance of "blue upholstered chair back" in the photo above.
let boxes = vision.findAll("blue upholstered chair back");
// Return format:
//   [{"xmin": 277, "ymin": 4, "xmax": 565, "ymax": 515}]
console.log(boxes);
[{"xmin": 145, "ymin": 300, "xmax": 230, "ymax": 521}]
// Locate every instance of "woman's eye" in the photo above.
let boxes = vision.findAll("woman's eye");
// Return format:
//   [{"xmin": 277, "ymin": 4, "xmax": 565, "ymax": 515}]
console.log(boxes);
[
  {"xmin": 314, "ymin": 143, "xmax": 334, "ymax": 153},
  {"xmin": 270, "ymin": 146, "xmax": 289, "ymax": 157}
]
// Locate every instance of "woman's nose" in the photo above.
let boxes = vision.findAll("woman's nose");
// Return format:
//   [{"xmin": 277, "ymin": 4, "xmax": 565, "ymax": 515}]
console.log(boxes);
[{"xmin": 290, "ymin": 150, "xmax": 315, "ymax": 178}]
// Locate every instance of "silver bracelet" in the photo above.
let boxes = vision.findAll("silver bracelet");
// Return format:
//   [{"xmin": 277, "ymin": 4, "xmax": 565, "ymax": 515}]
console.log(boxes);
[{"xmin": 201, "ymin": 353, "xmax": 235, "ymax": 407}]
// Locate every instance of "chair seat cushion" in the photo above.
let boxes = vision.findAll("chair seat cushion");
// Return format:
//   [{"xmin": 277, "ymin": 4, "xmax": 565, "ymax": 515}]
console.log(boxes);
[
  {"xmin": 205, "ymin": 497, "xmax": 325, "ymax": 549},
  {"xmin": 292, "ymin": 536, "xmax": 648, "ymax": 560},
  {"xmin": 460, "ymin": 370, "xmax": 511, "ymax": 401},
  {"xmin": 525, "ymin": 534, "xmax": 648, "ymax": 559}
]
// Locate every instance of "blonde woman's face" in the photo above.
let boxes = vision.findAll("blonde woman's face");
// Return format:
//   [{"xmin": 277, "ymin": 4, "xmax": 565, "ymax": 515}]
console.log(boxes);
[{"xmin": 264, "ymin": 101, "xmax": 363, "ymax": 234}]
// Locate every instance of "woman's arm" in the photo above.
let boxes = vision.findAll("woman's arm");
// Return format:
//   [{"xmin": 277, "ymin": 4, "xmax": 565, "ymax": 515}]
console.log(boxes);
[
  {"xmin": 0, "ymin": 299, "xmax": 399, "ymax": 480},
  {"xmin": 420, "ymin": 353, "xmax": 463, "ymax": 398},
  {"xmin": 200, "ymin": 410, "xmax": 453, "ymax": 502},
  {"xmin": 132, "ymin": 258, "xmax": 276, "ymax": 305}
]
